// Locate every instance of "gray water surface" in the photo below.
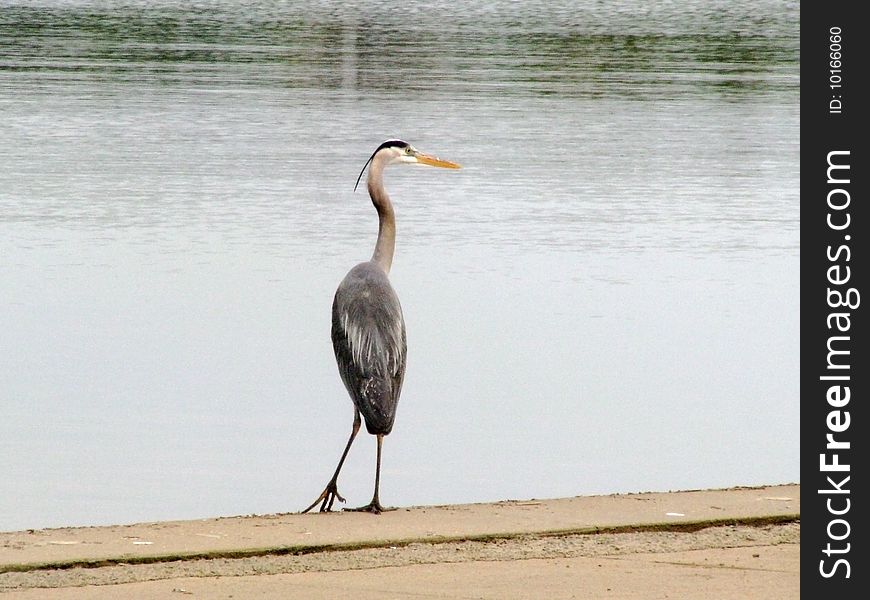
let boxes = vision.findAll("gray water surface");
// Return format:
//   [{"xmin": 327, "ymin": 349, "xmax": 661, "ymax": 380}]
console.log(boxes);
[{"xmin": 1, "ymin": 0, "xmax": 799, "ymax": 531}]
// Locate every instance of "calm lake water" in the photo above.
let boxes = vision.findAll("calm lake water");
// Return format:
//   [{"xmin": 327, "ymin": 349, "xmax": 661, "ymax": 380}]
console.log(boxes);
[{"xmin": 0, "ymin": 0, "xmax": 800, "ymax": 531}]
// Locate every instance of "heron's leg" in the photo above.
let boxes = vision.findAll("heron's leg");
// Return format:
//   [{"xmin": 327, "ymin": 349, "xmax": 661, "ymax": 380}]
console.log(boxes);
[
  {"xmin": 301, "ymin": 409, "xmax": 361, "ymax": 513},
  {"xmin": 347, "ymin": 433, "xmax": 395, "ymax": 514}
]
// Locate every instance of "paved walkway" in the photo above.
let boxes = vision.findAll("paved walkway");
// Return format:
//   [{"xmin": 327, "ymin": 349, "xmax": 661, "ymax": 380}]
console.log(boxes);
[{"xmin": 0, "ymin": 484, "xmax": 800, "ymax": 598}]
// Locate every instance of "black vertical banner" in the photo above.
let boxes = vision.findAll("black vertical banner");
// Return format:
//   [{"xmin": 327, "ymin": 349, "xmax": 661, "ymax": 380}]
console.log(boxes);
[{"xmin": 802, "ymin": 3, "xmax": 867, "ymax": 596}]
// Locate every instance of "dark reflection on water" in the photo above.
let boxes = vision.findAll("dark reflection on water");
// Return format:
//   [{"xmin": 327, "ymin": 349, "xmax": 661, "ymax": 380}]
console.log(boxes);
[
  {"xmin": 0, "ymin": 0, "xmax": 799, "ymax": 531},
  {"xmin": 2, "ymin": 1, "xmax": 797, "ymax": 96}
]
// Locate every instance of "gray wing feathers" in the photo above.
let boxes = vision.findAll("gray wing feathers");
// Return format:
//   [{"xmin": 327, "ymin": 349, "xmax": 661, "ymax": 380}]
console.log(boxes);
[
  {"xmin": 332, "ymin": 262, "xmax": 407, "ymax": 434},
  {"xmin": 339, "ymin": 299, "xmax": 404, "ymax": 378}
]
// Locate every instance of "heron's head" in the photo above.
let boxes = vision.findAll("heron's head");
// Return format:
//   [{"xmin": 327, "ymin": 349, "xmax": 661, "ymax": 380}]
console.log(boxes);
[{"xmin": 354, "ymin": 139, "xmax": 461, "ymax": 191}]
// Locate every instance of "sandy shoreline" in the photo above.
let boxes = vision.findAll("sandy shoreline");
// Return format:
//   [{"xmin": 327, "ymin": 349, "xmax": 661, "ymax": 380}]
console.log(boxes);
[{"xmin": 1, "ymin": 484, "xmax": 799, "ymax": 598}]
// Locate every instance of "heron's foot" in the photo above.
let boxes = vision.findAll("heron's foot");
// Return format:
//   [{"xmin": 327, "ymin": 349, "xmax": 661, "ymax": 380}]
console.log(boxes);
[
  {"xmin": 346, "ymin": 500, "xmax": 395, "ymax": 515},
  {"xmin": 301, "ymin": 481, "xmax": 345, "ymax": 513}
]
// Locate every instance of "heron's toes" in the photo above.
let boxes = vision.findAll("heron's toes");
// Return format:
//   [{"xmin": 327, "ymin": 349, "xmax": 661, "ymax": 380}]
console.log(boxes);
[
  {"xmin": 302, "ymin": 482, "xmax": 345, "ymax": 514},
  {"xmin": 322, "ymin": 487, "xmax": 346, "ymax": 512},
  {"xmin": 346, "ymin": 501, "xmax": 394, "ymax": 515}
]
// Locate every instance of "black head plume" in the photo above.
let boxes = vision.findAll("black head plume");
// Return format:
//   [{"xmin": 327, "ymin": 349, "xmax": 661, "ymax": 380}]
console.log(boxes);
[{"xmin": 354, "ymin": 139, "xmax": 411, "ymax": 191}]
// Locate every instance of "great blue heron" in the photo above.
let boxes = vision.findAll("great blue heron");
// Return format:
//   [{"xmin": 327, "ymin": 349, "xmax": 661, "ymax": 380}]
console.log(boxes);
[{"xmin": 303, "ymin": 139, "xmax": 461, "ymax": 514}]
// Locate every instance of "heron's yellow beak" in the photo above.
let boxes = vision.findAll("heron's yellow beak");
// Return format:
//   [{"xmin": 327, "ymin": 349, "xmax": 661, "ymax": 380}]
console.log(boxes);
[{"xmin": 415, "ymin": 152, "xmax": 461, "ymax": 169}]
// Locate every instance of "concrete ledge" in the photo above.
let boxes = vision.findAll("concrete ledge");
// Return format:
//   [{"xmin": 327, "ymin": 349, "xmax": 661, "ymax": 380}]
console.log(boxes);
[{"xmin": 1, "ymin": 484, "xmax": 798, "ymax": 572}]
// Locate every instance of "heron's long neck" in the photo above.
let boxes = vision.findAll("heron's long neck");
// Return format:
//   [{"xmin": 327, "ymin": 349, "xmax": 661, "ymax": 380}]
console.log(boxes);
[{"xmin": 368, "ymin": 160, "xmax": 396, "ymax": 273}]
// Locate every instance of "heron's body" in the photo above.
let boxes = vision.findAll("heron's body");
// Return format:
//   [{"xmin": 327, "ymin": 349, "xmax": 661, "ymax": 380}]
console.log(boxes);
[
  {"xmin": 332, "ymin": 261, "xmax": 406, "ymax": 436},
  {"xmin": 303, "ymin": 139, "xmax": 460, "ymax": 514}
]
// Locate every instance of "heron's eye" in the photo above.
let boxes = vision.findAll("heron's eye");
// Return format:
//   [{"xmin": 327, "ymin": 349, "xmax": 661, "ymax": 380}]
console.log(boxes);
[{"xmin": 405, "ymin": 147, "xmax": 413, "ymax": 154}]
